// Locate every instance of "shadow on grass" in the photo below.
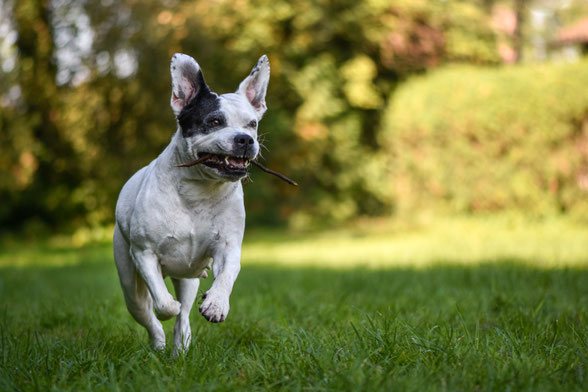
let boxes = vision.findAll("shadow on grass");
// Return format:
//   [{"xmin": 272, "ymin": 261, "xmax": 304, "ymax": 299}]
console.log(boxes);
[{"xmin": 1, "ymin": 261, "xmax": 586, "ymax": 391}]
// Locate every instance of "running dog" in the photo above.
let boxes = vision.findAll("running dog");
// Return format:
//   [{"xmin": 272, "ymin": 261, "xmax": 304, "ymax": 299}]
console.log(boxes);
[{"xmin": 113, "ymin": 53, "xmax": 269, "ymax": 353}]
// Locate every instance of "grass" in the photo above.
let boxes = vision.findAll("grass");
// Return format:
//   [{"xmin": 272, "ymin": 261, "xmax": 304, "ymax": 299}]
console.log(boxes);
[{"xmin": 0, "ymin": 216, "xmax": 587, "ymax": 391}]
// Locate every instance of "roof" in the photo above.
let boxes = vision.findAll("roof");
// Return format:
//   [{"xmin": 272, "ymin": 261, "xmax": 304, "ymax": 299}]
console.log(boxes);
[{"xmin": 557, "ymin": 18, "xmax": 588, "ymax": 44}]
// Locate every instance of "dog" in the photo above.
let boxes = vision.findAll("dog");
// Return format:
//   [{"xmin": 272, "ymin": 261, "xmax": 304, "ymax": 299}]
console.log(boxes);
[{"xmin": 113, "ymin": 53, "xmax": 269, "ymax": 354}]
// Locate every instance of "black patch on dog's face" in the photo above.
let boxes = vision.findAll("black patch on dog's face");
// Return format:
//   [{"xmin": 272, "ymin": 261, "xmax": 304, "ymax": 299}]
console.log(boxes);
[{"xmin": 177, "ymin": 72, "xmax": 221, "ymax": 138}]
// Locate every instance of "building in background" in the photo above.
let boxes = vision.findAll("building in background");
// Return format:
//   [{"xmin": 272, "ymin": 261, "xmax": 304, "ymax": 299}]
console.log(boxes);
[{"xmin": 555, "ymin": 17, "xmax": 588, "ymax": 58}]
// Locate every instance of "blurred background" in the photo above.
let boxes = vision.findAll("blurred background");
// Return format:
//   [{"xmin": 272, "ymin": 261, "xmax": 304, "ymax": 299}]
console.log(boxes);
[{"xmin": 1, "ymin": 0, "xmax": 588, "ymax": 239}]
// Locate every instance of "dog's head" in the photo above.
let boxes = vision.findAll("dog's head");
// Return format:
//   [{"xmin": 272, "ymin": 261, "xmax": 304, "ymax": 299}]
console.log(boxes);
[{"xmin": 170, "ymin": 53, "xmax": 269, "ymax": 181}]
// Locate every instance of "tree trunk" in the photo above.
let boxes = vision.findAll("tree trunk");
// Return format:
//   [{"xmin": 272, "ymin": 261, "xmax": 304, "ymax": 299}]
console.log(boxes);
[
  {"xmin": 513, "ymin": 0, "xmax": 525, "ymax": 63},
  {"xmin": 13, "ymin": 0, "xmax": 81, "ymax": 226}
]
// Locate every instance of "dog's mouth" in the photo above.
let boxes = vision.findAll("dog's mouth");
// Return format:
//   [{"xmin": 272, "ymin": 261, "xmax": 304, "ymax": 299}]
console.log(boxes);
[
  {"xmin": 196, "ymin": 152, "xmax": 251, "ymax": 176},
  {"xmin": 176, "ymin": 152, "xmax": 298, "ymax": 186}
]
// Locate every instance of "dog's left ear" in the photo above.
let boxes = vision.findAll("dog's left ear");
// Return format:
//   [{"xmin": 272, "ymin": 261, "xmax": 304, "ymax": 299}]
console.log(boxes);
[
  {"xmin": 237, "ymin": 55, "xmax": 270, "ymax": 118},
  {"xmin": 170, "ymin": 53, "xmax": 210, "ymax": 116}
]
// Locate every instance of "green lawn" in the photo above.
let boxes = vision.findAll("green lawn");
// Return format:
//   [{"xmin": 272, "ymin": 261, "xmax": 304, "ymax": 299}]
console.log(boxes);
[{"xmin": 0, "ymin": 216, "xmax": 587, "ymax": 391}]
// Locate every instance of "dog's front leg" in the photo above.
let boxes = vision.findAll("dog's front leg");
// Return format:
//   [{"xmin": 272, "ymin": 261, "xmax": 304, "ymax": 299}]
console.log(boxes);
[
  {"xmin": 131, "ymin": 248, "xmax": 181, "ymax": 320},
  {"xmin": 199, "ymin": 246, "xmax": 241, "ymax": 323}
]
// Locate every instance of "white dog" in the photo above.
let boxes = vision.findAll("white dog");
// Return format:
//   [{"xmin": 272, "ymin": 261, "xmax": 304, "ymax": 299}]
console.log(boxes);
[{"xmin": 113, "ymin": 53, "xmax": 269, "ymax": 353}]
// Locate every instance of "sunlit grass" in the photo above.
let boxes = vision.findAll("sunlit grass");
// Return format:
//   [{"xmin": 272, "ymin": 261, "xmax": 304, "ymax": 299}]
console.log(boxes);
[
  {"xmin": 243, "ymin": 215, "xmax": 588, "ymax": 269},
  {"xmin": 1, "ymin": 215, "xmax": 587, "ymax": 269}
]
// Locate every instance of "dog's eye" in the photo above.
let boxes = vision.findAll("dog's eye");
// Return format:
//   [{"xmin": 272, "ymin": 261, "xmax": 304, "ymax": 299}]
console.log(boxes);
[
  {"xmin": 209, "ymin": 119, "xmax": 221, "ymax": 127},
  {"xmin": 248, "ymin": 120, "xmax": 257, "ymax": 128}
]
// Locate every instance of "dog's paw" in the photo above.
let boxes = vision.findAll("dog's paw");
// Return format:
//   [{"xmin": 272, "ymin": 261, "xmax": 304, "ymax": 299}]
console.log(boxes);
[
  {"xmin": 199, "ymin": 290, "xmax": 229, "ymax": 323},
  {"xmin": 151, "ymin": 336, "xmax": 166, "ymax": 351},
  {"xmin": 154, "ymin": 293, "xmax": 181, "ymax": 321}
]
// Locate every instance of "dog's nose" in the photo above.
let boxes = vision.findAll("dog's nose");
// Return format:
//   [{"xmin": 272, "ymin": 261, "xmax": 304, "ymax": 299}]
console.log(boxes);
[{"xmin": 234, "ymin": 134, "xmax": 254, "ymax": 146}]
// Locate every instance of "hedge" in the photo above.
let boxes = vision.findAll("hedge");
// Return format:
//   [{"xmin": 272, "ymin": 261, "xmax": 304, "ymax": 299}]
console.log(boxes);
[{"xmin": 381, "ymin": 60, "xmax": 588, "ymax": 217}]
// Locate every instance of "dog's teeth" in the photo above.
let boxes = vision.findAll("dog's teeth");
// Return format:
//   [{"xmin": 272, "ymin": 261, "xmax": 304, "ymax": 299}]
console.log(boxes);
[{"xmin": 224, "ymin": 156, "xmax": 229, "ymax": 165}]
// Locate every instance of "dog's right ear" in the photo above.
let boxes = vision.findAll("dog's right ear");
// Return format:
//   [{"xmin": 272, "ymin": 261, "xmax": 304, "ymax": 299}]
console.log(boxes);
[{"xmin": 170, "ymin": 53, "xmax": 210, "ymax": 116}]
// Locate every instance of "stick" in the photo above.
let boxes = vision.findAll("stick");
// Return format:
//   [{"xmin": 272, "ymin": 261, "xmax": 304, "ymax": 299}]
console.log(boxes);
[
  {"xmin": 176, "ymin": 154, "xmax": 299, "ymax": 187},
  {"xmin": 251, "ymin": 160, "xmax": 298, "ymax": 186},
  {"xmin": 175, "ymin": 154, "xmax": 212, "ymax": 167}
]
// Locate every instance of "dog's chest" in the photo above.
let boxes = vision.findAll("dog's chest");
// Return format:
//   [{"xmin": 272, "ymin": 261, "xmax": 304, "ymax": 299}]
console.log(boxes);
[{"xmin": 156, "ymin": 220, "xmax": 221, "ymax": 278}]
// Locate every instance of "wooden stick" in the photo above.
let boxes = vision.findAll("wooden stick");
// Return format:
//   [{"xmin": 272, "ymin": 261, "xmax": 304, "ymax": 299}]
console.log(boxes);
[
  {"xmin": 175, "ymin": 154, "xmax": 212, "ymax": 167},
  {"xmin": 177, "ymin": 154, "xmax": 298, "ymax": 187},
  {"xmin": 251, "ymin": 160, "xmax": 298, "ymax": 186}
]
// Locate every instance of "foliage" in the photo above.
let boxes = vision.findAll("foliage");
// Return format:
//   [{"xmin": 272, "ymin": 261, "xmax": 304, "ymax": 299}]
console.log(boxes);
[
  {"xmin": 0, "ymin": 0, "xmax": 500, "ymax": 230},
  {"xmin": 0, "ymin": 222, "xmax": 587, "ymax": 390},
  {"xmin": 381, "ymin": 59, "xmax": 588, "ymax": 217}
]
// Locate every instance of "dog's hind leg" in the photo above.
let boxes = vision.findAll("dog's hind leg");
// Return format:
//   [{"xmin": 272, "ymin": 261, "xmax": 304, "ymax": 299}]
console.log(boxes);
[
  {"xmin": 114, "ymin": 224, "xmax": 166, "ymax": 350},
  {"xmin": 171, "ymin": 277, "xmax": 199, "ymax": 356}
]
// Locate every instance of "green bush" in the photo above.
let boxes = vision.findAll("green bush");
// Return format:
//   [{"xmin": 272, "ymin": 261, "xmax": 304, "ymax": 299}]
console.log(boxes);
[{"xmin": 381, "ymin": 60, "xmax": 588, "ymax": 217}]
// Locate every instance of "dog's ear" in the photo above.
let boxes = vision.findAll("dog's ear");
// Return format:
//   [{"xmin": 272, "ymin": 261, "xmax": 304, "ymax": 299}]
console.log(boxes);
[
  {"xmin": 170, "ymin": 53, "xmax": 210, "ymax": 116},
  {"xmin": 237, "ymin": 55, "xmax": 270, "ymax": 118}
]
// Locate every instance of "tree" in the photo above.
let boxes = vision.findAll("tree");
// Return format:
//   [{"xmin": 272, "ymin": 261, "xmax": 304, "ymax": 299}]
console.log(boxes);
[{"xmin": 0, "ymin": 0, "xmax": 502, "ymax": 231}]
